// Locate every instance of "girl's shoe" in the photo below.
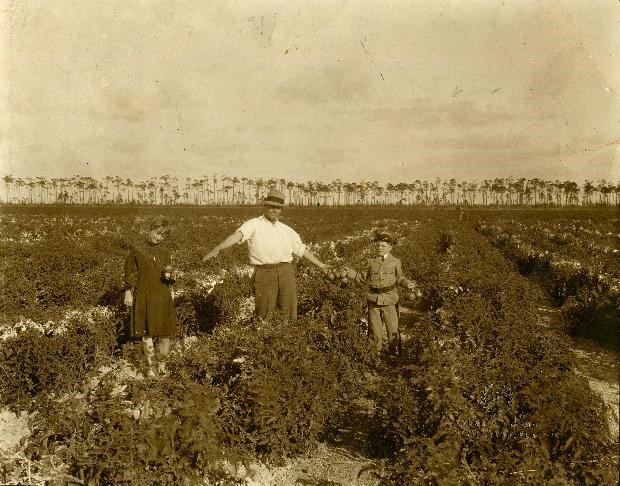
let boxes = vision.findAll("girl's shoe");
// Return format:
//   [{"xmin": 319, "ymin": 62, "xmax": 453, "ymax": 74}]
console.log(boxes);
[{"xmin": 147, "ymin": 362, "xmax": 159, "ymax": 379}]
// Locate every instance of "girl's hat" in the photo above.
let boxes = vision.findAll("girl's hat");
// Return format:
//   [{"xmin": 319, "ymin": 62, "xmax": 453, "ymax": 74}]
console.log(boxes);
[
  {"xmin": 373, "ymin": 230, "xmax": 396, "ymax": 245},
  {"xmin": 150, "ymin": 216, "xmax": 170, "ymax": 232}
]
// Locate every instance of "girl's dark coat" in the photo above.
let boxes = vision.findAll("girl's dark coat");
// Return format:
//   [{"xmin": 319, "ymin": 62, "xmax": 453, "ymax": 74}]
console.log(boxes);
[{"xmin": 124, "ymin": 239, "xmax": 176, "ymax": 337}]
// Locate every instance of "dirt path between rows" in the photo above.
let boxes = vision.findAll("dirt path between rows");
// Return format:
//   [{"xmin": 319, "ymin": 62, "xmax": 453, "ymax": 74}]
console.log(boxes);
[{"xmin": 537, "ymin": 305, "xmax": 619, "ymax": 441}]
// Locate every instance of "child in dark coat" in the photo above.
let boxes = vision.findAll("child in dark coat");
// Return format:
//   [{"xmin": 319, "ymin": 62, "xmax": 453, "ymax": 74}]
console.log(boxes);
[{"xmin": 124, "ymin": 217, "xmax": 177, "ymax": 378}]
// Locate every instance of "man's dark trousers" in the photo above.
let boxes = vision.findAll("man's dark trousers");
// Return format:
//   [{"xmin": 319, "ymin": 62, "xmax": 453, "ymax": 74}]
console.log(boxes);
[{"xmin": 253, "ymin": 262, "xmax": 297, "ymax": 320}]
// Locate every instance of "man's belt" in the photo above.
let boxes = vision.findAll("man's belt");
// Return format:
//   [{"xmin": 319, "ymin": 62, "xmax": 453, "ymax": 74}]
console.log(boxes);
[
  {"xmin": 369, "ymin": 283, "xmax": 397, "ymax": 294},
  {"xmin": 255, "ymin": 262, "xmax": 291, "ymax": 269}
]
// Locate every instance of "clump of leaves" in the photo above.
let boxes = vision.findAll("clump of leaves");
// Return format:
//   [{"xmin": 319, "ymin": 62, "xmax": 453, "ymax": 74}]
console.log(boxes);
[
  {"xmin": 0, "ymin": 308, "xmax": 117, "ymax": 412},
  {"xmin": 197, "ymin": 312, "xmax": 375, "ymax": 462},
  {"xmin": 25, "ymin": 369, "xmax": 223, "ymax": 485}
]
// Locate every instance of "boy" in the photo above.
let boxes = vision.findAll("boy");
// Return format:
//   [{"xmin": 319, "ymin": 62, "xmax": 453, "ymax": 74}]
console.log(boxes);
[{"xmin": 342, "ymin": 230, "xmax": 416, "ymax": 354}]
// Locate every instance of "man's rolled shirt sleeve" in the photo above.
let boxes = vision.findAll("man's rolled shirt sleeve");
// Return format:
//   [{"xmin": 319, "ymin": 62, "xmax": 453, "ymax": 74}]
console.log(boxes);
[
  {"xmin": 290, "ymin": 229, "xmax": 306, "ymax": 258},
  {"xmin": 237, "ymin": 219, "xmax": 256, "ymax": 243}
]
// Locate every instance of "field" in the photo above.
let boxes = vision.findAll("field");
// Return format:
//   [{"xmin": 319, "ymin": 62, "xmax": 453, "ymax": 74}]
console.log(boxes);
[{"xmin": 0, "ymin": 205, "xmax": 618, "ymax": 485}]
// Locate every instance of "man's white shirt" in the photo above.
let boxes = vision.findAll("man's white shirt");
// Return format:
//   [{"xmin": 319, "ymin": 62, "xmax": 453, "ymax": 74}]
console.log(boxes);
[{"xmin": 237, "ymin": 216, "xmax": 306, "ymax": 265}]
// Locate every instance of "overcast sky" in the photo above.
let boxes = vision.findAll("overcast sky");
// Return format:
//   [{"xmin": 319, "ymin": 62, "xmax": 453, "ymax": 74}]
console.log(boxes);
[{"xmin": 1, "ymin": 0, "xmax": 618, "ymax": 184}]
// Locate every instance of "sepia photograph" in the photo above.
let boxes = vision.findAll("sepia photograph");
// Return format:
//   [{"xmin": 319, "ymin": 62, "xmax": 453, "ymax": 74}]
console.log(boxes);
[{"xmin": 1, "ymin": 0, "xmax": 618, "ymax": 484}]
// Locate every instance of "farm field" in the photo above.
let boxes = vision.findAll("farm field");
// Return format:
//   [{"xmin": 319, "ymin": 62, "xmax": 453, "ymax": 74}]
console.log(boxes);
[
  {"xmin": 474, "ymin": 209, "xmax": 619, "ymax": 347},
  {"xmin": 0, "ymin": 205, "xmax": 618, "ymax": 485}
]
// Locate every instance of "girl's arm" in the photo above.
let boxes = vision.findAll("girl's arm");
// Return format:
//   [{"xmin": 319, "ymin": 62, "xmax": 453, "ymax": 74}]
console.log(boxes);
[{"xmin": 163, "ymin": 249, "xmax": 178, "ymax": 284}]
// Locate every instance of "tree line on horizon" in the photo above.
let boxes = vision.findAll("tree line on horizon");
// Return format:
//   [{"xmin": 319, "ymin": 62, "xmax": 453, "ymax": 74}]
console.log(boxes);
[{"xmin": 1, "ymin": 174, "xmax": 619, "ymax": 207}]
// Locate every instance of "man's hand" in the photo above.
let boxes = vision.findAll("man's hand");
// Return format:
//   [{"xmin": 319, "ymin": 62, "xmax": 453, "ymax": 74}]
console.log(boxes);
[
  {"xmin": 320, "ymin": 264, "xmax": 331, "ymax": 275},
  {"xmin": 407, "ymin": 282, "xmax": 416, "ymax": 291},
  {"xmin": 203, "ymin": 248, "xmax": 219, "ymax": 262},
  {"xmin": 124, "ymin": 289, "xmax": 133, "ymax": 307}
]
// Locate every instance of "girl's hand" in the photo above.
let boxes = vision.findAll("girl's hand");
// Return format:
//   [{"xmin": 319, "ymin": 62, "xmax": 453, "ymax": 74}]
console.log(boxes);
[
  {"xmin": 163, "ymin": 265, "xmax": 174, "ymax": 282},
  {"xmin": 124, "ymin": 289, "xmax": 133, "ymax": 307}
]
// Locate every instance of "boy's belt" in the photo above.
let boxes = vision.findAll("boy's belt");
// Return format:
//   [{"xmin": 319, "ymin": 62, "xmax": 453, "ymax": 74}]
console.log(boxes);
[{"xmin": 369, "ymin": 283, "xmax": 397, "ymax": 293}]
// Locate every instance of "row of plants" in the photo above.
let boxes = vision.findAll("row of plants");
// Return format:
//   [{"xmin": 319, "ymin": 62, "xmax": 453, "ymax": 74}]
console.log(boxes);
[
  {"xmin": 475, "ymin": 217, "xmax": 619, "ymax": 346},
  {"xmin": 0, "ymin": 259, "xmax": 378, "ymax": 484},
  {"xmin": 0, "ymin": 207, "xmax": 617, "ymax": 484},
  {"xmin": 354, "ymin": 220, "xmax": 616, "ymax": 484},
  {"xmin": 0, "ymin": 206, "xmax": 410, "ymax": 322},
  {"xmin": 0, "ymin": 207, "xmax": 379, "ymax": 483},
  {"xmin": 474, "ymin": 215, "xmax": 619, "ymax": 269}
]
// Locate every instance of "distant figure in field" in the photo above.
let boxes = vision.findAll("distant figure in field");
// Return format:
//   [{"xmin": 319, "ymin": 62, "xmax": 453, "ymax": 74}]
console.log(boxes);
[
  {"xmin": 342, "ymin": 231, "xmax": 417, "ymax": 354},
  {"xmin": 124, "ymin": 217, "xmax": 178, "ymax": 378},
  {"xmin": 458, "ymin": 204, "xmax": 468, "ymax": 222},
  {"xmin": 203, "ymin": 188, "xmax": 331, "ymax": 320}
]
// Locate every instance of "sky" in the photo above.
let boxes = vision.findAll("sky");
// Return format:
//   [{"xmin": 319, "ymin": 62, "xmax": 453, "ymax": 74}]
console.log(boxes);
[{"xmin": 1, "ymin": 0, "xmax": 619, "ymax": 185}]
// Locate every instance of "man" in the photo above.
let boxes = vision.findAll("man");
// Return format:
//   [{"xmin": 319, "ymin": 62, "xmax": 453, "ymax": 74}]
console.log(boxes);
[{"xmin": 203, "ymin": 188, "xmax": 330, "ymax": 320}]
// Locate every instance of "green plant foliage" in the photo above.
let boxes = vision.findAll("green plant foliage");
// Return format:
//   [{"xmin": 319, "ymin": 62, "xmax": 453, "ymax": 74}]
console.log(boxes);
[
  {"xmin": 371, "ymin": 220, "xmax": 617, "ymax": 484},
  {"xmin": 25, "ymin": 370, "xmax": 223, "ymax": 485},
  {"xmin": 0, "ymin": 308, "xmax": 117, "ymax": 412},
  {"xmin": 175, "ymin": 272, "xmax": 253, "ymax": 336},
  {"xmin": 476, "ymin": 214, "xmax": 619, "ymax": 346},
  {"xmin": 0, "ymin": 207, "xmax": 617, "ymax": 484},
  {"xmin": 196, "ymin": 313, "xmax": 374, "ymax": 462}
]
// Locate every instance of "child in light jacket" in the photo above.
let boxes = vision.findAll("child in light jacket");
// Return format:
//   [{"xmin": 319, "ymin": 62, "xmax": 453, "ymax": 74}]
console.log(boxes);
[{"xmin": 343, "ymin": 230, "xmax": 416, "ymax": 354}]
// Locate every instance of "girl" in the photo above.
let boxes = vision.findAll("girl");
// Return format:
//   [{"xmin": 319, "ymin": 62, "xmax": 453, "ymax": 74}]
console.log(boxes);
[{"xmin": 124, "ymin": 217, "xmax": 177, "ymax": 378}]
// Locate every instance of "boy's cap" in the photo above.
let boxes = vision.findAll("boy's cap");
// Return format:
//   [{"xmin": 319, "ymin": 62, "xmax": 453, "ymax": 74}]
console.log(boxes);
[
  {"xmin": 264, "ymin": 188, "xmax": 285, "ymax": 207},
  {"xmin": 373, "ymin": 230, "xmax": 396, "ymax": 245}
]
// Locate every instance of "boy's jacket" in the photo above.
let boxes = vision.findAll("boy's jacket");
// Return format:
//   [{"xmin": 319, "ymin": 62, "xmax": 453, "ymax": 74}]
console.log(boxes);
[{"xmin": 354, "ymin": 254, "xmax": 411, "ymax": 305}]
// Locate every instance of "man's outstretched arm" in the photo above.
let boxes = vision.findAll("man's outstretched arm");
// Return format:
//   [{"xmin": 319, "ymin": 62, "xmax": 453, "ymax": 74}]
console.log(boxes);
[
  {"xmin": 301, "ymin": 248, "xmax": 330, "ymax": 274},
  {"xmin": 203, "ymin": 231, "xmax": 243, "ymax": 261}
]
